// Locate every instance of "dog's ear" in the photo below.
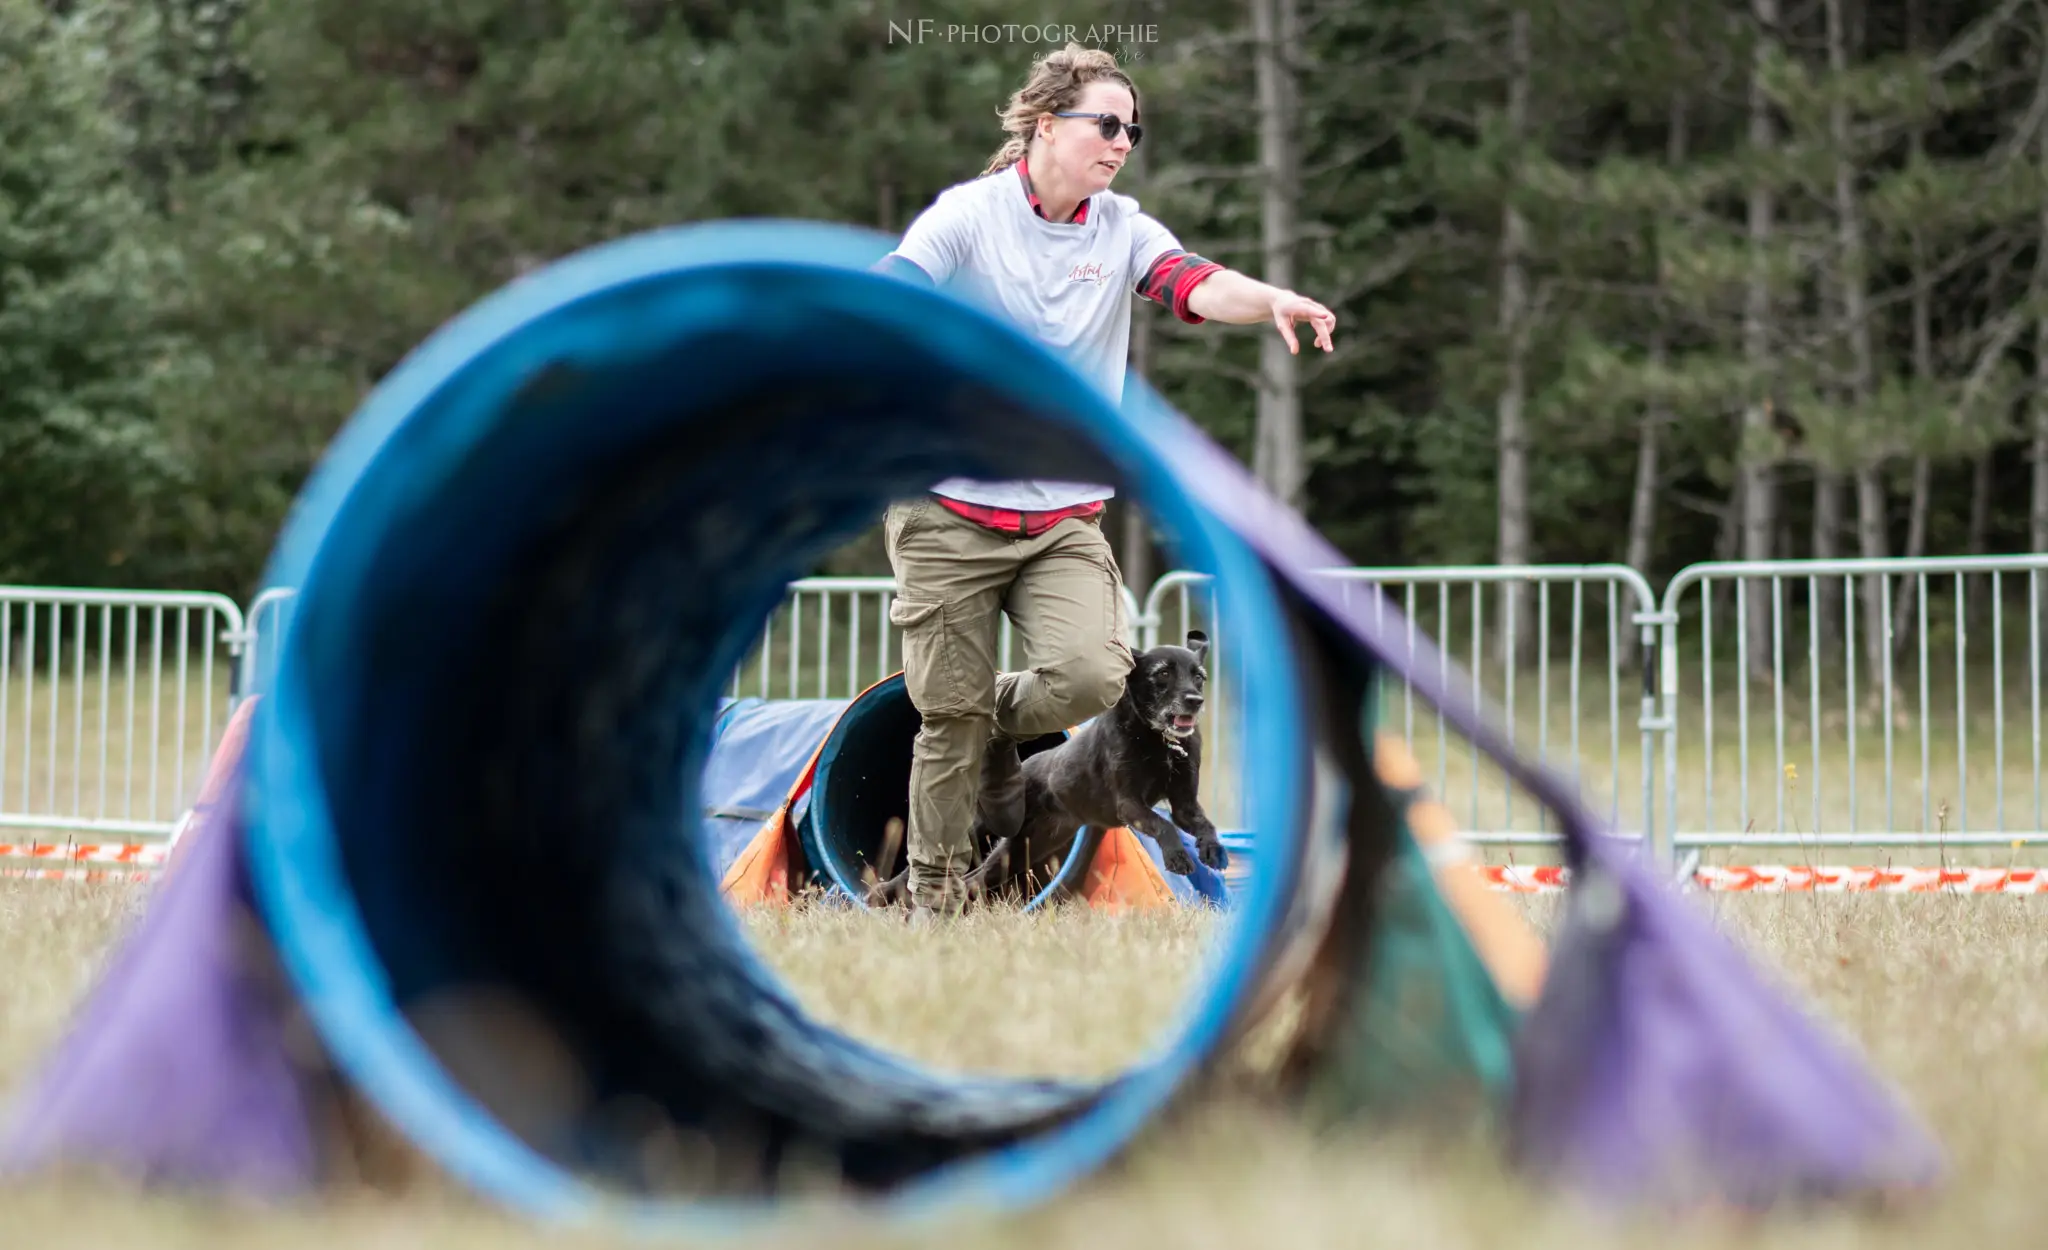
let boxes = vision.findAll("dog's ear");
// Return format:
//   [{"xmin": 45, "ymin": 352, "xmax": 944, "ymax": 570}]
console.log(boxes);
[{"xmin": 1186, "ymin": 629, "xmax": 1209, "ymax": 662}]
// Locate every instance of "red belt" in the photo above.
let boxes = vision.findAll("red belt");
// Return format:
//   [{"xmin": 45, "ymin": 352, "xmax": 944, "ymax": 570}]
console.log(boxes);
[{"xmin": 935, "ymin": 496, "xmax": 1105, "ymax": 537}]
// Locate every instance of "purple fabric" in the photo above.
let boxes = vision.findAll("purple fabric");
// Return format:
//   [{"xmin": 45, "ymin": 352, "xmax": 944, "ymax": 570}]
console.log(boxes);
[
  {"xmin": 1507, "ymin": 854, "xmax": 1943, "ymax": 1207},
  {"xmin": 0, "ymin": 757, "xmax": 326, "ymax": 1197},
  {"xmin": 1133, "ymin": 387, "xmax": 1945, "ymax": 1206}
]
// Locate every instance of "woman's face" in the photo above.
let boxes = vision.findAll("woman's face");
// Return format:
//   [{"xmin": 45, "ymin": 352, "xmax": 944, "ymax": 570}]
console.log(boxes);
[{"xmin": 1039, "ymin": 81, "xmax": 1138, "ymax": 196}]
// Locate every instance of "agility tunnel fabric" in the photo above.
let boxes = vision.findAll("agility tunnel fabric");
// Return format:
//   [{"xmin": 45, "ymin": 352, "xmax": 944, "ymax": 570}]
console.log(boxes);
[
  {"xmin": 698, "ymin": 696, "xmax": 848, "ymax": 882},
  {"xmin": 0, "ymin": 219, "xmax": 1942, "ymax": 1231}
]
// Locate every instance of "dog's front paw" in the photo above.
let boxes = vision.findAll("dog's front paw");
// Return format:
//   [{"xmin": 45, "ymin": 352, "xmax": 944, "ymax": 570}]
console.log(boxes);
[
  {"xmin": 1196, "ymin": 837, "xmax": 1228, "ymax": 871},
  {"xmin": 1161, "ymin": 843, "xmax": 1197, "ymax": 875}
]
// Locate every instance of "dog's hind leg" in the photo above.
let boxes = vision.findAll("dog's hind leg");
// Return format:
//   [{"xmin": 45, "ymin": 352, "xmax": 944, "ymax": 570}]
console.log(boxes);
[
  {"xmin": 860, "ymin": 817, "xmax": 911, "ymax": 906},
  {"xmin": 864, "ymin": 865, "xmax": 910, "ymax": 907},
  {"xmin": 960, "ymin": 833, "xmax": 1020, "ymax": 902}
]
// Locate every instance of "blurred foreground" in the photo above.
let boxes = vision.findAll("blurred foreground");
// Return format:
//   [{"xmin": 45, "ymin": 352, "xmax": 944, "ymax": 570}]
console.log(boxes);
[{"xmin": 0, "ymin": 886, "xmax": 2041, "ymax": 1249}]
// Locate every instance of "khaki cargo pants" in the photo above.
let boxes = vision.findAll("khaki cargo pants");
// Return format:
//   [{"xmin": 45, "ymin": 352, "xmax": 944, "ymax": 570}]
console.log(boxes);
[{"xmin": 884, "ymin": 497, "xmax": 1135, "ymax": 907}]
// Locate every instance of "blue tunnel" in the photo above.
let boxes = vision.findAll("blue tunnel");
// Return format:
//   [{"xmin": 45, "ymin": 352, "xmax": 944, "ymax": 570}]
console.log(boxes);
[{"xmin": 237, "ymin": 219, "xmax": 1336, "ymax": 1230}]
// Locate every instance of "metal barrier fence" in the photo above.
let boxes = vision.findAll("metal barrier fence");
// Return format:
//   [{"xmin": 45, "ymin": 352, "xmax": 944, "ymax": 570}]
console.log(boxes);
[
  {"xmin": 1656, "ymin": 554, "xmax": 2048, "ymax": 861},
  {"xmin": 0, "ymin": 588, "xmax": 244, "ymax": 838},
  {"xmin": 231, "ymin": 587, "xmax": 298, "ymax": 712},
  {"xmin": 1143, "ymin": 565, "xmax": 1662, "ymax": 847},
  {"xmin": 14, "ymin": 553, "xmax": 2048, "ymax": 867}
]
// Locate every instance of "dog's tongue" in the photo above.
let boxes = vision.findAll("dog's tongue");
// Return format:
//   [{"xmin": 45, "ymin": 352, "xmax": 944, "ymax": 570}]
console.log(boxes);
[{"xmin": 1173, "ymin": 714, "xmax": 1196, "ymax": 728}]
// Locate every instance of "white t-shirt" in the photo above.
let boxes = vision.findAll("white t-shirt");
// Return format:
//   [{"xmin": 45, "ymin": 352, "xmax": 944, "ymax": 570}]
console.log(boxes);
[{"xmin": 883, "ymin": 164, "xmax": 1192, "ymax": 512}]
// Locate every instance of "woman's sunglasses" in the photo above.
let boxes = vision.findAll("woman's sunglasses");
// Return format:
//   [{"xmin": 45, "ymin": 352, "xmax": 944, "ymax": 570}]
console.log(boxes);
[{"xmin": 1054, "ymin": 111, "xmax": 1143, "ymax": 148}]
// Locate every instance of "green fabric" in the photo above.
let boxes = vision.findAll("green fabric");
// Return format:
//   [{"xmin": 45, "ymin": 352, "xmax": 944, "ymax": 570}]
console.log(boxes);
[
  {"xmin": 1301, "ymin": 834, "xmax": 1520, "ymax": 1126},
  {"xmin": 1294, "ymin": 694, "xmax": 1523, "ymax": 1133}
]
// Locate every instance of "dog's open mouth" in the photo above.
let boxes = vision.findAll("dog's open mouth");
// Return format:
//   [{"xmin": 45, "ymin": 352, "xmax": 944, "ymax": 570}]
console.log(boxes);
[{"xmin": 1166, "ymin": 714, "xmax": 1198, "ymax": 737}]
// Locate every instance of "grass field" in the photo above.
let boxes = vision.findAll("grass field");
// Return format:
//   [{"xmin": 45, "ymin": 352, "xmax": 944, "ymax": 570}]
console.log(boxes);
[
  {"xmin": 1, "ymin": 882, "xmax": 2043, "ymax": 1248},
  {"xmin": 4, "ymin": 594, "xmax": 2045, "ymax": 1242}
]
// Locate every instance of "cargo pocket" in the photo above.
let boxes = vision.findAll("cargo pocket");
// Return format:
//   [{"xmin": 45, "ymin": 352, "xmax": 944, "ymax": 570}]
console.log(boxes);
[{"xmin": 890, "ymin": 596, "xmax": 968, "ymax": 717}]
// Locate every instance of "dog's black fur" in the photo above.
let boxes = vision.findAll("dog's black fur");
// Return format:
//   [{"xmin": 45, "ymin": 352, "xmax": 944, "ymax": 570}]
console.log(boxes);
[
  {"xmin": 866, "ymin": 631, "xmax": 1223, "ymax": 907},
  {"xmin": 861, "ymin": 630, "xmax": 1223, "ymax": 907}
]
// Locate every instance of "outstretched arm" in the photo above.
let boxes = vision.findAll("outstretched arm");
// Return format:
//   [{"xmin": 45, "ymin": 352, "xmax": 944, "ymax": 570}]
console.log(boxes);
[
  {"xmin": 1184, "ymin": 269, "xmax": 1337, "ymax": 354},
  {"xmin": 1129, "ymin": 212, "xmax": 1336, "ymax": 353}
]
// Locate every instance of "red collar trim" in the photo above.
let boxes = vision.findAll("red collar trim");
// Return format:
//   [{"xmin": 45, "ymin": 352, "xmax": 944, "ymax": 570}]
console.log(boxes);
[{"xmin": 1016, "ymin": 158, "xmax": 1089, "ymax": 224}]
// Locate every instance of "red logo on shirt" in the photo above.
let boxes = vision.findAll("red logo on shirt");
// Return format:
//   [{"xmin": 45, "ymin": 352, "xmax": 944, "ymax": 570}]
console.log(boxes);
[{"xmin": 1066, "ymin": 261, "xmax": 1110, "ymax": 285}]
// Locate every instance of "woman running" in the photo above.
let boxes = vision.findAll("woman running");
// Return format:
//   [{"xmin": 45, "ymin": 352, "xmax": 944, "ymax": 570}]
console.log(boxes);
[{"xmin": 875, "ymin": 42, "xmax": 1336, "ymax": 915}]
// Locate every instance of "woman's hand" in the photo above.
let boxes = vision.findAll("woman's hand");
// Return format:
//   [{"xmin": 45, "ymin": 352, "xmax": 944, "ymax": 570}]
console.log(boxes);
[
  {"xmin": 1269, "ymin": 291, "xmax": 1337, "ymax": 355},
  {"xmin": 1182, "ymin": 270, "xmax": 1339, "ymax": 350}
]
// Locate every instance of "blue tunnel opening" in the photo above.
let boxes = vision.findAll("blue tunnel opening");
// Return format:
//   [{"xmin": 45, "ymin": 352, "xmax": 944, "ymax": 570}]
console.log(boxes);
[{"xmin": 239, "ymin": 219, "xmax": 1325, "ymax": 1231}]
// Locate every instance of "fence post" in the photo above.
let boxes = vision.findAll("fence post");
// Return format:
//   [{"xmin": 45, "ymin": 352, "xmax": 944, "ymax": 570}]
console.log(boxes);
[
  {"xmin": 1637, "ymin": 598, "xmax": 1679, "ymax": 877},
  {"xmin": 1121, "ymin": 583, "xmax": 1151, "ymax": 653}
]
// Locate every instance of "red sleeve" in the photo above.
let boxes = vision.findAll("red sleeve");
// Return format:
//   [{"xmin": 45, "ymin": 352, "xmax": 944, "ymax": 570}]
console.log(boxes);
[{"xmin": 1135, "ymin": 251, "xmax": 1226, "ymax": 324}]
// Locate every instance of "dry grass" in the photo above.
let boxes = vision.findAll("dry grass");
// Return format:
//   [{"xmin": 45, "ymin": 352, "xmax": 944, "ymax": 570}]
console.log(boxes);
[
  {"xmin": 729, "ymin": 904, "xmax": 1217, "ymax": 1082},
  {"xmin": 1, "ymin": 880, "xmax": 2045, "ymax": 1248}
]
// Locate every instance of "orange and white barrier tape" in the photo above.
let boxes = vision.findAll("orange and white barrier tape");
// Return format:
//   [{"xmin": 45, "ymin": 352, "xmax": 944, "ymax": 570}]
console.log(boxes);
[
  {"xmin": 4, "ymin": 838, "xmax": 2045, "ymax": 895},
  {"xmin": 3, "ymin": 868, "xmax": 153, "ymax": 882},
  {"xmin": 1, "ymin": 841, "xmax": 161, "ymax": 882},
  {"xmin": 1, "ymin": 842, "xmax": 170, "ymax": 867},
  {"xmin": 1483, "ymin": 864, "xmax": 2048, "ymax": 895}
]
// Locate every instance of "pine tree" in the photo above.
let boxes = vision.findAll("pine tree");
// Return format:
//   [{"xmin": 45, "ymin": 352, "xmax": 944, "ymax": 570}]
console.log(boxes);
[{"xmin": 0, "ymin": 0, "xmax": 194, "ymax": 585}]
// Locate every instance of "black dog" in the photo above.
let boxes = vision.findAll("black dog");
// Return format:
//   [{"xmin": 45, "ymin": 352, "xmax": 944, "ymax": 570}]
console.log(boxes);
[
  {"xmin": 863, "ymin": 631, "xmax": 1224, "ymax": 908},
  {"xmin": 957, "ymin": 629, "xmax": 1226, "ymax": 903}
]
